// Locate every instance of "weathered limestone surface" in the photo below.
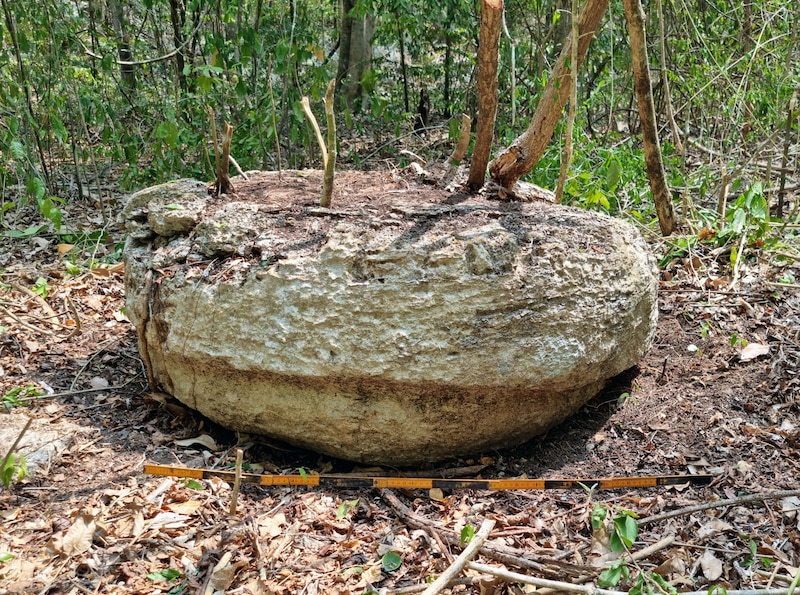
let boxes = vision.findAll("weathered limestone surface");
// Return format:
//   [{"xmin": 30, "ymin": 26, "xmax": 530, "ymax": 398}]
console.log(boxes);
[{"xmin": 122, "ymin": 172, "xmax": 659, "ymax": 465}]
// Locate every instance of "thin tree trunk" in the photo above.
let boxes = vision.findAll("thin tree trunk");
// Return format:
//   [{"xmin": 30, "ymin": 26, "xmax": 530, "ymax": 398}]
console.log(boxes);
[
  {"xmin": 489, "ymin": 0, "xmax": 608, "ymax": 189},
  {"xmin": 656, "ymin": 0, "xmax": 682, "ymax": 154},
  {"xmin": 335, "ymin": 0, "xmax": 354, "ymax": 96},
  {"xmin": 109, "ymin": 0, "xmax": 135, "ymax": 89},
  {"xmin": 467, "ymin": 0, "xmax": 503, "ymax": 191},
  {"xmin": 0, "ymin": 0, "xmax": 51, "ymax": 190},
  {"xmin": 169, "ymin": 0, "xmax": 187, "ymax": 92},
  {"xmin": 622, "ymin": 0, "xmax": 676, "ymax": 235},
  {"xmin": 554, "ymin": 0, "xmax": 579, "ymax": 204},
  {"xmin": 397, "ymin": 13, "xmax": 409, "ymax": 112}
]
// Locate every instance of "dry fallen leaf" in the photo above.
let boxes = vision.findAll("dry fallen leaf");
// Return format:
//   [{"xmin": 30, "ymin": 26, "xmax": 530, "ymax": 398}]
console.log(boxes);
[
  {"xmin": 258, "ymin": 511, "xmax": 287, "ymax": 539},
  {"xmin": 166, "ymin": 500, "xmax": 205, "ymax": 515},
  {"xmin": 428, "ymin": 487, "xmax": 445, "ymax": 501},
  {"xmin": 740, "ymin": 342, "xmax": 769, "ymax": 361},
  {"xmin": 50, "ymin": 511, "xmax": 96, "ymax": 557},
  {"xmin": 174, "ymin": 434, "xmax": 219, "ymax": 451},
  {"xmin": 207, "ymin": 551, "xmax": 236, "ymax": 593},
  {"xmin": 700, "ymin": 549, "xmax": 723, "ymax": 581}
]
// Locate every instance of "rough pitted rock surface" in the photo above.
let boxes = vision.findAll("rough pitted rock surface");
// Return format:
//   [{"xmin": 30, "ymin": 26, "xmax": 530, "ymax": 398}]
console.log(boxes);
[{"xmin": 122, "ymin": 170, "xmax": 658, "ymax": 465}]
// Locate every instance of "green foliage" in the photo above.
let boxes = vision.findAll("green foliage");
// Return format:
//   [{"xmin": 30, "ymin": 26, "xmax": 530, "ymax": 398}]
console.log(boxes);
[
  {"xmin": 183, "ymin": 478, "xmax": 205, "ymax": 490},
  {"xmin": 0, "ymin": 552, "xmax": 14, "ymax": 563},
  {"xmin": 598, "ymin": 558, "xmax": 630, "ymax": 588},
  {"xmin": 380, "ymin": 551, "xmax": 402, "ymax": 572},
  {"xmin": 336, "ymin": 498, "xmax": 360, "ymax": 520},
  {"xmin": 460, "ymin": 523, "xmax": 476, "ymax": 545},
  {"xmin": 2, "ymin": 385, "xmax": 41, "ymax": 410},
  {"xmin": 1, "ymin": 452, "xmax": 28, "ymax": 490},
  {"xmin": 146, "ymin": 568, "xmax": 182, "ymax": 582}
]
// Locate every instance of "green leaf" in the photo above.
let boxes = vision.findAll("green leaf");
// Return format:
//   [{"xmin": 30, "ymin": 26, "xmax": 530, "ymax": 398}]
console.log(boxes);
[
  {"xmin": 9, "ymin": 140, "xmax": 25, "ymax": 160},
  {"xmin": 33, "ymin": 277, "xmax": 48, "ymax": 298},
  {"xmin": 649, "ymin": 571, "xmax": 678, "ymax": 595},
  {"xmin": 5, "ymin": 224, "xmax": 47, "ymax": 239},
  {"xmin": 26, "ymin": 177, "xmax": 46, "ymax": 201},
  {"xmin": 591, "ymin": 503, "xmax": 607, "ymax": 530},
  {"xmin": 381, "ymin": 551, "xmax": 402, "ymax": 572},
  {"xmin": 0, "ymin": 552, "xmax": 14, "ymax": 563},
  {"xmin": 460, "ymin": 523, "xmax": 475, "ymax": 545},
  {"xmin": 185, "ymin": 479, "xmax": 204, "ymax": 490},
  {"xmin": 611, "ymin": 513, "xmax": 639, "ymax": 550},
  {"xmin": 606, "ymin": 157, "xmax": 621, "ymax": 192},
  {"xmin": 748, "ymin": 194, "xmax": 768, "ymax": 222},
  {"xmin": 147, "ymin": 568, "xmax": 181, "ymax": 582},
  {"xmin": 50, "ymin": 113, "xmax": 68, "ymax": 144},
  {"xmin": 729, "ymin": 207, "xmax": 747, "ymax": 235},
  {"xmin": 598, "ymin": 560, "xmax": 626, "ymax": 588},
  {"xmin": 155, "ymin": 121, "xmax": 179, "ymax": 149}
]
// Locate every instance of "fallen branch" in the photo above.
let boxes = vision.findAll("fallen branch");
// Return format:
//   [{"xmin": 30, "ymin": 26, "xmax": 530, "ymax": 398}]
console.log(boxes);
[
  {"xmin": 639, "ymin": 488, "xmax": 800, "ymax": 526},
  {"xmin": 467, "ymin": 562, "xmax": 800, "ymax": 595},
  {"xmin": 381, "ymin": 489, "xmax": 589, "ymax": 579},
  {"xmin": 421, "ymin": 518, "xmax": 495, "ymax": 595}
]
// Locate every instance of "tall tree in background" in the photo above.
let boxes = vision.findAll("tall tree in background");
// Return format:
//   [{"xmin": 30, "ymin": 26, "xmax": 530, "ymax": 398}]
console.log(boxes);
[
  {"xmin": 623, "ymin": 0, "xmax": 675, "ymax": 234},
  {"xmin": 108, "ymin": 0, "xmax": 135, "ymax": 89},
  {"xmin": 336, "ymin": 0, "xmax": 374, "ymax": 107},
  {"xmin": 467, "ymin": 0, "xmax": 502, "ymax": 190}
]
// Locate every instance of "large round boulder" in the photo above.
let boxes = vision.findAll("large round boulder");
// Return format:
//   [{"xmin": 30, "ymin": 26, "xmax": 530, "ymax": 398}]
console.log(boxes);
[{"xmin": 122, "ymin": 171, "xmax": 658, "ymax": 465}]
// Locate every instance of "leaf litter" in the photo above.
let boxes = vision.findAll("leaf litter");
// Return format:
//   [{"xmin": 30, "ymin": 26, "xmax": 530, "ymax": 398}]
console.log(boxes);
[{"xmin": 0, "ymin": 173, "xmax": 799, "ymax": 594}]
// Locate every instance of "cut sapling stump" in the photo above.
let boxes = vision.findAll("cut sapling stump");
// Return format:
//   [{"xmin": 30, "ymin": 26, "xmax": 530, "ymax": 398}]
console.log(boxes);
[
  {"xmin": 301, "ymin": 79, "xmax": 337, "ymax": 207},
  {"xmin": 208, "ymin": 107, "xmax": 235, "ymax": 197}
]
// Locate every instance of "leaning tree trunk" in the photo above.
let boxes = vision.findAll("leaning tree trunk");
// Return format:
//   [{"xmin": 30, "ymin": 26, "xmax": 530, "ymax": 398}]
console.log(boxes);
[
  {"xmin": 622, "ymin": 0, "xmax": 676, "ymax": 235},
  {"xmin": 467, "ymin": 0, "xmax": 503, "ymax": 190},
  {"xmin": 489, "ymin": 0, "xmax": 609, "ymax": 189}
]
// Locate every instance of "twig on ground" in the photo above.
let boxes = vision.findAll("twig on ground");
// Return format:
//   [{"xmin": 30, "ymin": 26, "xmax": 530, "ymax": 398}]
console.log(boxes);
[
  {"xmin": 0, "ymin": 304, "xmax": 54, "ymax": 336},
  {"xmin": 229, "ymin": 448, "xmax": 243, "ymax": 515},
  {"xmin": 420, "ymin": 518, "xmax": 495, "ymax": 595},
  {"xmin": 381, "ymin": 489, "xmax": 590, "ymax": 579},
  {"xmin": 626, "ymin": 533, "xmax": 675, "ymax": 562},
  {"xmin": 639, "ymin": 489, "xmax": 800, "ymax": 526},
  {"xmin": 387, "ymin": 577, "xmax": 482, "ymax": 594},
  {"xmin": 65, "ymin": 295, "xmax": 82, "ymax": 338},
  {"xmin": 11, "ymin": 282, "xmax": 59, "ymax": 328},
  {"xmin": 467, "ymin": 562, "xmax": 800, "ymax": 595}
]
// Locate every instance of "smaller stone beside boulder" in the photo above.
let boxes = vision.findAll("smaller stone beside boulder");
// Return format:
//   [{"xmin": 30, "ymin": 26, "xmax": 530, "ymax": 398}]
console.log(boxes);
[{"xmin": 123, "ymin": 170, "xmax": 658, "ymax": 465}]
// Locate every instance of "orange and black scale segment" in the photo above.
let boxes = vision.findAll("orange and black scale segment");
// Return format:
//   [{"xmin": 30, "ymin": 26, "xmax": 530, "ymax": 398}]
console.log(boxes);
[{"xmin": 144, "ymin": 464, "xmax": 713, "ymax": 491}]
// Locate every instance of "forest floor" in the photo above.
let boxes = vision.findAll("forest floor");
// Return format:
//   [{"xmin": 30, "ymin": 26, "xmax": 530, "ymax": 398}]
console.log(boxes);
[{"xmin": 0, "ymin": 167, "xmax": 799, "ymax": 595}]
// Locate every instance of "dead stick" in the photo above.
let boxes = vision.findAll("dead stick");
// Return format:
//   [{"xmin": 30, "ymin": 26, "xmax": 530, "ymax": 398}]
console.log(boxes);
[
  {"xmin": 229, "ymin": 448, "xmax": 244, "ymax": 515},
  {"xmin": 421, "ymin": 518, "xmax": 495, "ymax": 595},
  {"xmin": 0, "ymin": 304, "xmax": 54, "ymax": 336},
  {"xmin": 208, "ymin": 107, "xmax": 220, "ymax": 182},
  {"xmin": 65, "ymin": 295, "xmax": 82, "ymax": 338},
  {"xmin": 381, "ymin": 489, "xmax": 588, "ymax": 579},
  {"xmin": 626, "ymin": 533, "xmax": 674, "ymax": 563},
  {"xmin": 300, "ymin": 96, "xmax": 328, "ymax": 168},
  {"xmin": 639, "ymin": 489, "xmax": 800, "ymax": 526},
  {"xmin": 321, "ymin": 78, "xmax": 336, "ymax": 207},
  {"xmin": 11, "ymin": 282, "xmax": 59, "ymax": 328}
]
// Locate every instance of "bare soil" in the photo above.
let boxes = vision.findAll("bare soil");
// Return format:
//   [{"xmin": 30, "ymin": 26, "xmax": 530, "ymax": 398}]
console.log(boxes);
[{"xmin": 1, "ymin": 169, "xmax": 799, "ymax": 595}]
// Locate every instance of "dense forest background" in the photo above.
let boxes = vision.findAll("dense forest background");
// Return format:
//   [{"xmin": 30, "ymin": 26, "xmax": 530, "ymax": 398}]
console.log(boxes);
[{"xmin": 0, "ymin": 0, "xmax": 797, "ymax": 237}]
